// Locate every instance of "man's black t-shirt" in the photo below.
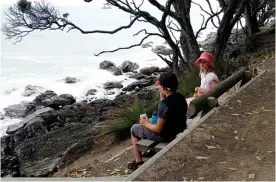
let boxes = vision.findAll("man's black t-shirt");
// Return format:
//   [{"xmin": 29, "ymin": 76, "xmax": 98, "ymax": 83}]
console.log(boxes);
[{"xmin": 157, "ymin": 93, "xmax": 187, "ymax": 141}]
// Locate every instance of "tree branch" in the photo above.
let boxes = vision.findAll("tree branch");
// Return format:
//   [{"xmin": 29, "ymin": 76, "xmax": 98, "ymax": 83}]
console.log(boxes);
[
  {"xmin": 157, "ymin": 54, "xmax": 173, "ymax": 68},
  {"xmin": 192, "ymin": 1, "xmax": 221, "ymax": 28},
  {"xmin": 195, "ymin": 8, "xmax": 224, "ymax": 39},
  {"xmin": 95, "ymin": 34, "xmax": 159, "ymax": 56}
]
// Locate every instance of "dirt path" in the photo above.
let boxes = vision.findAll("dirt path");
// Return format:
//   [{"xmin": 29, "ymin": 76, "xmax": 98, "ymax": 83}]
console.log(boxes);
[
  {"xmin": 54, "ymin": 138, "xmax": 134, "ymax": 178},
  {"xmin": 135, "ymin": 58, "xmax": 275, "ymax": 181}
]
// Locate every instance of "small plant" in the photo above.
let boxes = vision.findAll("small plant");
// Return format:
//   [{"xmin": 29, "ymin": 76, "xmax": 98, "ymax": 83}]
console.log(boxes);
[
  {"xmin": 178, "ymin": 67, "xmax": 201, "ymax": 97},
  {"xmin": 112, "ymin": 97, "xmax": 145, "ymax": 133}
]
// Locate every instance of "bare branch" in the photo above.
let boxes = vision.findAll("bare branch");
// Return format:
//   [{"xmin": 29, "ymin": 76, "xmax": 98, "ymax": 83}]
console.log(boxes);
[
  {"xmin": 206, "ymin": 0, "xmax": 221, "ymax": 24},
  {"xmin": 192, "ymin": 1, "xmax": 221, "ymax": 28},
  {"xmin": 133, "ymin": 29, "xmax": 163, "ymax": 38},
  {"xmin": 195, "ymin": 8, "xmax": 224, "ymax": 39},
  {"xmin": 157, "ymin": 54, "xmax": 173, "ymax": 68},
  {"xmin": 95, "ymin": 34, "xmax": 158, "ymax": 56},
  {"xmin": 130, "ymin": 0, "xmax": 144, "ymax": 10}
]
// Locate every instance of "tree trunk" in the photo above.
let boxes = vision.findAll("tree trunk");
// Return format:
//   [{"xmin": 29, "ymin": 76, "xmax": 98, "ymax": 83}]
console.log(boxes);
[
  {"xmin": 173, "ymin": 0, "xmax": 201, "ymax": 64},
  {"xmin": 244, "ymin": 3, "xmax": 260, "ymax": 36},
  {"xmin": 213, "ymin": 0, "xmax": 248, "ymax": 63}
]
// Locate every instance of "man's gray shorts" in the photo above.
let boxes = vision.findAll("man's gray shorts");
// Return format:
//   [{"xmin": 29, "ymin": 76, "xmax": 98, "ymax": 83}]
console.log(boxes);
[{"xmin": 131, "ymin": 124, "xmax": 166, "ymax": 142}]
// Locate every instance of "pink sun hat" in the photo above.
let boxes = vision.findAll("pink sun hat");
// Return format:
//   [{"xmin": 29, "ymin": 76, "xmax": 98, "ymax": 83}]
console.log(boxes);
[{"xmin": 195, "ymin": 52, "xmax": 214, "ymax": 68}]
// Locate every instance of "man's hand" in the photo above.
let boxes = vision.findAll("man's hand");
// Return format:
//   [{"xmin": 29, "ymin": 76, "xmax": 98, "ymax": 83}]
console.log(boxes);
[{"xmin": 139, "ymin": 117, "xmax": 148, "ymax": 127}]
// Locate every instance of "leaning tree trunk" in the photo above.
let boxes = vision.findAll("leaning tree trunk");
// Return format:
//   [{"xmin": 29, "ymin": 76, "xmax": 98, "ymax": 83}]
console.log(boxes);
[
  {"xmin": 244, "ymin": 2, "xmax": 260, "ymax": 36},
  {"xmin": 213, "ymin": 0, "xmax": 248, "ymax": 64},
  {"xmin": 173, "ymin": 0, "xmax": 201, "ymax": 64}
]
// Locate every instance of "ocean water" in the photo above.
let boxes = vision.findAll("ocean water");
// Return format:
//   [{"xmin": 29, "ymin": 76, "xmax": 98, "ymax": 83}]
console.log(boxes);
[{"xmin": 0, "ymin": 1, "xmax": 219, "ymax": 136}]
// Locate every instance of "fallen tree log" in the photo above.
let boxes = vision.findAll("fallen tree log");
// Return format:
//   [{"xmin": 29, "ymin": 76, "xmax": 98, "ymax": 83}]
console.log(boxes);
[{"xmin": 187, "ymin": 67, "xmax": 248, "ymax": 117}]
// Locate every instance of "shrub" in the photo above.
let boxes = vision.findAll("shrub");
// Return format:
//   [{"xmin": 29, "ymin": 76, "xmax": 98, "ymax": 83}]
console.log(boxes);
[{"xmin": 178, "ymin": 67, "xmax": 200, "ymax": 97}]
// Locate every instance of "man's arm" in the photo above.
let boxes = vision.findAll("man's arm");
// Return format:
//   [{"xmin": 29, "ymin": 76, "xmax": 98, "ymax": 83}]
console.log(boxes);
[{"xmin": 140, "ymin": 118, "xmax": 165, "ymax": 133}]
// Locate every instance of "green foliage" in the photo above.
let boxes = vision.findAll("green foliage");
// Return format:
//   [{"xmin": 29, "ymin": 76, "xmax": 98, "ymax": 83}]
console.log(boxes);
[
  {"xmin": 17, "ymin": 0, "xmax": 31, "ymax": 12},
  {"xmin": 112, "ymin": 97, "xmax": 145, "ymax": 133},
  {"xmin": 178, "ymin": 67, "xmax": 201, "ymax": 97}
]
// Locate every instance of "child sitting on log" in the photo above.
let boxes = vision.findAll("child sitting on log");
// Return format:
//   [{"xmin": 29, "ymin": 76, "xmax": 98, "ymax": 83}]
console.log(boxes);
[
  {"xmin": 186, "ymin": 52, "xmax": 219, "ymax": 106},
  {"xmin": 128, "ymin": 72, "xmax": 187, "ymax": 171}
]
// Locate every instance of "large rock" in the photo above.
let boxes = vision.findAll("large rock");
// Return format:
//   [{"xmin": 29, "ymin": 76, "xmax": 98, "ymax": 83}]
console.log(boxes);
[
  {"xmin": 159, "ymin": 67, "xmax": 172, "ymax": 73},
  {"xmin": 122, "ymin": 79, "xmax": 155, "ymax": 92},
  {"xmin": 107, "ymin": 66, "xmax": 122, "ymax": 76},
  {"xmin": 43, "ymin": 94, "xmax": 76, "ymax": 109},
  {"xmin": 14, "ymin": 123, "xmax": 96, "ymax": 177},
  {"xmin": 63, "ymin": 77, "xmax": 80, "ymax": 84},
  {"xmin": 6, "ymin": 107, "xmax": 57, "ymax": 135},
  {"xmin": 24, "ymin": 117, "xmax": 48, "ymax": 138},
  {"xmin": 99, "ymin": 60, "xmax": 115, "ymax": 70},
  {"xmin": 22, "ymin": 85, "xmax": 45, "ymax": 97},
  {"xmin": 1, "ymin": 113, "xmax": 4, "ymax": 120},
  {"xmin": 103, "ymin": 82, "xmax": 123, "ymax": 90},
  {"xmin": 151, "ymin": 45, "xmax": 173, "ymax": 55},
  {"xmin": 4, "ymin": 101, "xmax": 29, "ymax": 118},
  {"xmin": 34, "ymin": 90, "xmax": 58, "ymax": 105},
  {"xmin": 85, "ymin": 89, "xmax": 97, "ymax": 96},
  {"xmin": 139, "ymin": 67, "xmax": 159, "ymax": 75},
  {"xmin": 129, "ymin": 73, "xmax": 148, "ymax": 80},
  {"xmin": 28, "ymin": 91, "xmax": 75, "ymax": 112},
  {"xmin": 58, "ymin": 102, "xmax": 98, "ymax": 124},
  {"xmin": 120, "ymin": 61, "xmax": 139, "ymax": 73}
]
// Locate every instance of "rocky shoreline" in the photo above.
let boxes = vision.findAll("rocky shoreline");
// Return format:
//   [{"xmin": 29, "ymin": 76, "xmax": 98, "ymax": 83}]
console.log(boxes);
[{"xmin": 1, "ymin": 58, "xmax": 169, "ymax": 177}]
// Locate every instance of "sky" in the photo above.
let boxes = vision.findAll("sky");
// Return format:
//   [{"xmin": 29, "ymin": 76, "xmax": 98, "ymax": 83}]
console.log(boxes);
[{"xmin": 0, "ymin": 0, "xmax": 104, "ymax": 6}]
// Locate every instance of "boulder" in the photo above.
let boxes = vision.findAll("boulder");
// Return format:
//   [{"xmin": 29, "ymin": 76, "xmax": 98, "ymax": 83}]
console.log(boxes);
[
  {"xmin": 151, "ymin": 45, "xmax": 173, "ymax": 55},
  {"xmin": 1, "ymin": 113, "xmax": 4, "ymax": 120},
  {"xmin": 139, "ymin": 67, "xmax": 159, "ymax": 76},
  {"xmin": 22, "ymin": 85, "xmax": 45, "ymax": 97},
  {"xmin": 63, "ymin": 77, "xmax": 80, "ymax": 84},
  {"xmin": 85, "ymin": 89, "xmax": 97, "ymax": 96},
  {"xmin": 4, "ymin": 101, "xmax": 29, "ymax": 118},
  {"xmin": 99, "ymin": 60, "xmax": 115, "ymax": 70},
  {"xmin": 14, "ymin": 123, "xmax": 96, "ymax": 177},
  {"xmin": 43, "ymin": 94, "xmax": 76, "ymax": 109},
  {"xmin": 34, "ymin": 90, "xmax": 58, "ymax": 105},
  {"xmin": 122, "ymin": 79, "xmax": 155, "ymax": 92},
  {"xmin": 58, "ymin": 102, "xmax": 98, "ymax": 124},
  {"xmin": 103, "ymin": 82, "xmax": 123, "ymax": 90},
  {"xmin": 23, "ymin": 102, "xmax": 44, "ymax": 118},
  {"xmin": 6, "ymin": 107, "xmax": 57, "ymax": 135},
  {"xmin": 105, "ymin": 91, "xmax": 115, "ymax": 95},
  {"xmin": 120, "ymin": 61, "xmax": 139, "ymax": 73},
  {"xmin": 137, "ymin": 86, "xmax": 159, "ymax": 107},
  {"xmin": 159, "ymin": 67, "xmax": 172, "ymax": 73},
  {"xmin": 107, "ymin": 66, "xmax": 122, "ymax": 76},
  {"xmin": 24, "ymin": 117, "xmax": 48, "ymax": 138},
  {"xmin": 129, "ymin": 73, "xmax": 148, "ymax": 80}
]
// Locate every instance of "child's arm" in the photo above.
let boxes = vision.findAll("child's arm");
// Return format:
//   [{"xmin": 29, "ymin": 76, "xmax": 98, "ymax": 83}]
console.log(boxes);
[{"xmin": 196, "ymin": 80, "xmax": 218, "ymax": 95}]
